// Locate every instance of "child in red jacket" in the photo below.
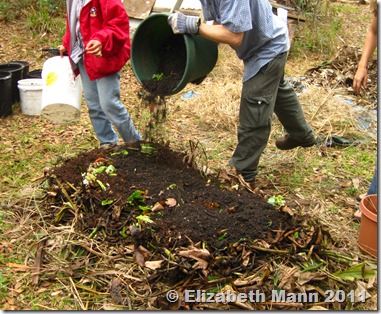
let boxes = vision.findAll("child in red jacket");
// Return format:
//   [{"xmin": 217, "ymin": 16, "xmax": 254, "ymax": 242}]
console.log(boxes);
[{"xmin": 58, "ymin": 0, "xmax": 141, "ymax": 146}]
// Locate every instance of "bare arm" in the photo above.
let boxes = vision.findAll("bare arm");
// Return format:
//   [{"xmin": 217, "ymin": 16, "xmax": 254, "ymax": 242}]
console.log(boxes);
[
  {"xmin": 353, "ymin": 13, "xmax": 377, "ymax": 94},
  {"xmin": 198, "ymin": 22, "xmax": 244, "ymax": 47}
]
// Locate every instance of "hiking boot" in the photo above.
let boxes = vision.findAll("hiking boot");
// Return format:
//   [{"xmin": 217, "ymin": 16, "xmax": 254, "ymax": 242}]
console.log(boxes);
[{"xmin": 275, "ymin": 134, "xmax": 316, "ymax": 150}]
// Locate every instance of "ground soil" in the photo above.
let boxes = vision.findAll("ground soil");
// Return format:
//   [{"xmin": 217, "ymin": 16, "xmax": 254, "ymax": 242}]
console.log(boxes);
[{"xmin": 47, "ymin": 142, "xmax": 294, "ymax": 251}]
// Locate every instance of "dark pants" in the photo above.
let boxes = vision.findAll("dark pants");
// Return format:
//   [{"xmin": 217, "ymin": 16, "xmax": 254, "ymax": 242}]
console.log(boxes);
[{"xmin": 230, "ymin": 52, "xmax": 314, "ymax": 182}]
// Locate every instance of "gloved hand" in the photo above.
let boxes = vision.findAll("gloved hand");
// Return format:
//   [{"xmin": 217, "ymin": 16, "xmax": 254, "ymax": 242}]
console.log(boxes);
[{"xmin": 168, "ymin": 12, "xmax": 201, "ymax": 34}]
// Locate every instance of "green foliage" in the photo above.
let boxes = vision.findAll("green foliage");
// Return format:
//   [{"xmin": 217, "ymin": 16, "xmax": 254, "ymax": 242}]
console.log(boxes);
[
  {"xmin": 0, "ymin": 0, "xmax": 66, "ymax": 33},
  {"xmin": 152, "ymin": 72, "xmax": 164, "ymax": 81},
  {"xmin": 267, "ymin": 195, "xmax": 286, "ymax": 208},
  {"xmin": 127, "ymin": 190, "xmax": 145, "ymax": 206},
  {"xmin": 290, "ymin": 1, "xmax": 343, "ymax": 58},
  {"xmin": 25, "ymin": 0, "xmax": 66, "ymax": 33}
]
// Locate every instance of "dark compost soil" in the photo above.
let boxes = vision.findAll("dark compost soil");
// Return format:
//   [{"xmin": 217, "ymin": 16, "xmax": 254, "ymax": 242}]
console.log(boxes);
[
  {"xmin": 142, "ymin": 36, "xmax": 186, "ymax": 96},
  {"xmin": 46, "ymin": 142, "xmax": 295, "ymax": 251}
]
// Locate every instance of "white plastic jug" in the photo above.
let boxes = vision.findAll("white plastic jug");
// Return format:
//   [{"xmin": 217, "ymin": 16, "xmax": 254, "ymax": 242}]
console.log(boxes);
[{"xmin": 41, "ymin": 56, "xmax": 82, "ymax": 123}]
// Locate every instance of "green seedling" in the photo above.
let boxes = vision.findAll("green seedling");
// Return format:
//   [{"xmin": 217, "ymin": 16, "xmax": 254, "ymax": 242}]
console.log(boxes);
[
  {"xmin": 164, "ymin": 248, "xmax": 175, "ymax": 261},
  {"xmin": 135, "ymin": 215, "xmax": 154, "ymax": 229},
  {"xmin": 267, "ymin": 195, "xmax": 286, "ymax": 208},
  {"xmin": 167, "ymin": 183, "xmax": 177, "ymax": 190},
  {"xmin": 139, "ymin": 205, "xmax": 153, "ymax": 212},
  {"xmin": 136, "ymin": 215, "xmax": 154, "ymax": 224},
  {"xmin": 93, "ymin": 166, "xmax": 107, "ymax": 174},
  {"xmin": 218, "ymin": 232, "xmax": 228, "ymax": 241},
  {"xmin": 141, "ymin": 143, "xmax": 157, "ymax": 154},
  {"xmin": 105, "ymin": 164, "xmax": 116, "ymax": 175},
  {"xmin": 152, "ymin": 72, "xmax": 164, "ymax": 81},
  {"xmin": 119, "ymin": 226, "xmax": 128, "ymax": 238},
  {"xmin": 97, "ymin": 180, "xmax": 107, "ymax": 191},
  {"xmin": 127, "ymin": 190, "xmax": 145, "ymax": 206},
  {"xmin": 110, "ymin": 149, "xmax": 129, "ymax": 157},
  {"xmin": 101, "ymin": 199, "xmax": 114, "ymax": 206}
]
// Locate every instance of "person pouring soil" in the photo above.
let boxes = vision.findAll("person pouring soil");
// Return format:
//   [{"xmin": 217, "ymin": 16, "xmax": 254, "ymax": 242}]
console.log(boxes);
[
  {"xmin": 58, "ymin": 0, "xmax": 142, "ymax": 147},
  {"xmin": 168, "ymin": 0, "xmax": 316, "ymax": 189}
]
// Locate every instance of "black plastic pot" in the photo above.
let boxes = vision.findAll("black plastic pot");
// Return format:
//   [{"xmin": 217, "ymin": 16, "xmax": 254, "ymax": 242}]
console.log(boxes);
[
  {"xmin": 27, "ymin": 69, "xmax": 42, "ymax": 79},
  {"xmin": 9, "ymin": 61, "xmax": 30, "ymax": 79},
  {"xmin": 0, "ymin": 71, "xmax": 12, "ymax": 117},
  {"xmin": 0, "ymin": 63, "xmax": 23, "ymax": 103}
]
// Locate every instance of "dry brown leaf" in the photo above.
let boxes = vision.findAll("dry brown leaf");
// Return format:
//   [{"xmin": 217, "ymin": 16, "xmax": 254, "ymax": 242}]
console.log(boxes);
[
  {"xmin": 178, "ymin": 248, "xmax": 210, "ymax": 260},
  {"xmin": 280, "ymin": 205, "xmax": 294, "ymax": 216},
  {"xmin": 297, "ymin": 272, "xmax": 326, "ymax": 286},
  {"xmin": 165, "ymin": 198, "xmax": 177, "ymax": 207},
  {"xmin": 308, "ymin": 306, "xmax": 328, "ymax": 310},
  {"xmin": 6, "ymin": 263, "xmax": 31, "ymax": 272},
  {"xmin": 133, "ymin": 249, "xmax": 145, "ymax": 267},
  {"xmin": 178, "ymin": 248, "xmax": 211, "ymax": 269},
  {"xmin": 145, "ymin": 260, "xmax": 164, "ymax": 270},
  {"xmin": 352, "ymin": 178, "xmax": 360, "ymax": 189},
  {"xmin": 110, "ymin": 278, "xmax": 124, "ymax": 305},
  {"xmin": 151, "ymin": 202, "xmax": 164, "ymax": 212}
]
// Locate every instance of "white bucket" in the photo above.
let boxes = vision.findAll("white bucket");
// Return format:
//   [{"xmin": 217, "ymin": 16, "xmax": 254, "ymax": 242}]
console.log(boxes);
[
  {"xmin": 18, "ymin": 79, "xmax": 43, "ymax": 116},
  {"xmin": 41, "ymin": 56, "xmax": 82, "ymax": 124}
]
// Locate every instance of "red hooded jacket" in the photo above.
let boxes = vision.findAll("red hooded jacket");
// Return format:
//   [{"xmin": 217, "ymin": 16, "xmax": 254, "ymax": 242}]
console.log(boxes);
[{"xmin": 62, "ymin": 0, "xmax": 131, "ymax": 80}]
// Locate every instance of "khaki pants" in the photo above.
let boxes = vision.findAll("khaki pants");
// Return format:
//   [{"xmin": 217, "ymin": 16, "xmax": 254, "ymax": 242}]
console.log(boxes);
[{"xmin": 230, "ymin": 52, "xmax": 314, "ymax": 182}]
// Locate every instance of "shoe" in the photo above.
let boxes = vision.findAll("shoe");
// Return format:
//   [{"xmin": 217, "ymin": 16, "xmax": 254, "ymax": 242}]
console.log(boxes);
[
  {"xmin": 100, "ymin": 142, "xmax": 119, "ymax": 150},
  {"xmin": 275, "ymin": 134, "xmax": 316, "ymax": 150}
]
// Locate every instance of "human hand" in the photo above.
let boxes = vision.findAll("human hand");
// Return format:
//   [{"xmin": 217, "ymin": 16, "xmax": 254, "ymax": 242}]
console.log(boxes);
[
  {"xmin": 353, "ymin": 67, "xmax": 368, "ymax": 95},
  {"xmin": 57, "ymin": 45, "xmax": 67, "ymax": 58},
  {"xmin": 86, "ymin": 40, "xmax": 103, "ymax": 57},
  {"xmin": 168, "ymin": 12, "xmax": 200, "ymax": 34}
]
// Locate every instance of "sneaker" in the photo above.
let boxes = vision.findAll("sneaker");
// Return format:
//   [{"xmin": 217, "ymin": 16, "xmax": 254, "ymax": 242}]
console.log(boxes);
[
  {"xmin": 275, "ymin": 134, "xmax": 316, "ymax": 150},
  {"xmin": 100, "ymin": 142, "xmax": 119, "ymax": 150}
]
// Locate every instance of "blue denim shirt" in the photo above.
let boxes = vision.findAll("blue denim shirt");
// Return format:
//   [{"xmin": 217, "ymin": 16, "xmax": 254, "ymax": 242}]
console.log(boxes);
[{"xmin": 199, "ymin": 0, "xmax": 290, "ymax": 82}]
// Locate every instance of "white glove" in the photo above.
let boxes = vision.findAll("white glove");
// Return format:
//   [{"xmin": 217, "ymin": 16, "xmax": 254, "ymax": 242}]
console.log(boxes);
[{"xmin": 168, "ymin": 12, "xmax": 200, "ymax": 34}]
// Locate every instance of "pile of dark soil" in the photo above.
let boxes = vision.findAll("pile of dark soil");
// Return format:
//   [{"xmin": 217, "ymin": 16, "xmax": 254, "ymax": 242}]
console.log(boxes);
[{"xmin": 46, "ymin": 142, "xmax": 294, "ymax": 250}]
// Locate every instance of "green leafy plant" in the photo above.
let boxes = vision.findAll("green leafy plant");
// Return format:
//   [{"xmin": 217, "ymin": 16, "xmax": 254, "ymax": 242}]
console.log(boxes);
[
  {"xmin": 127, "ymin": 190, "xmax": 145, "ymax": 206},
  {"xmin": 152, "ymin": 72, "xmax": 164, "ymax": 81},
  {"xmin": 138, "ymin": 205, "xmax": 153, "ymax": 212},
  {"xmin": 218, "ymin": 232, "xmax": 228, "ymax": 241},
  {"xmin": 167, "ymin": 183, "xmax": 177, "ymax": 190},
  {"xmin": 101, "ymin": 199, "xmax": 114, "ymax": 206},
  {"xmin": 119, "ymin": 226, "xmax": 128, "ymax": 238},
  {"xmin": 141, "ymin": 143, "xmax": 157, "ymax": 154},
  {"xmin": 110, "ymin": 149, "xmax": 129, "ymax": 157},
  {"xmin": 267, "ymin": 195, "xmax": 286, "ymax": 208}
]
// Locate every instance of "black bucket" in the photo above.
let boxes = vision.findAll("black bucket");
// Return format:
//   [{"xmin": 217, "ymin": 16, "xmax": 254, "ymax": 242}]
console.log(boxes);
[
  {"xmin": 27, "ymin": 69, "xmax": 42, "ymax": 79},
  {"xmin": 9, "ymin": 61, "xmax": 30, "ymax": 79},
  {"xmin": 0, "ymin": 71, "xmax": 13, "ymax": 117},
  {"xmin": 0, "ymin": 63, "xmax": 23, "ymax": 103}
]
